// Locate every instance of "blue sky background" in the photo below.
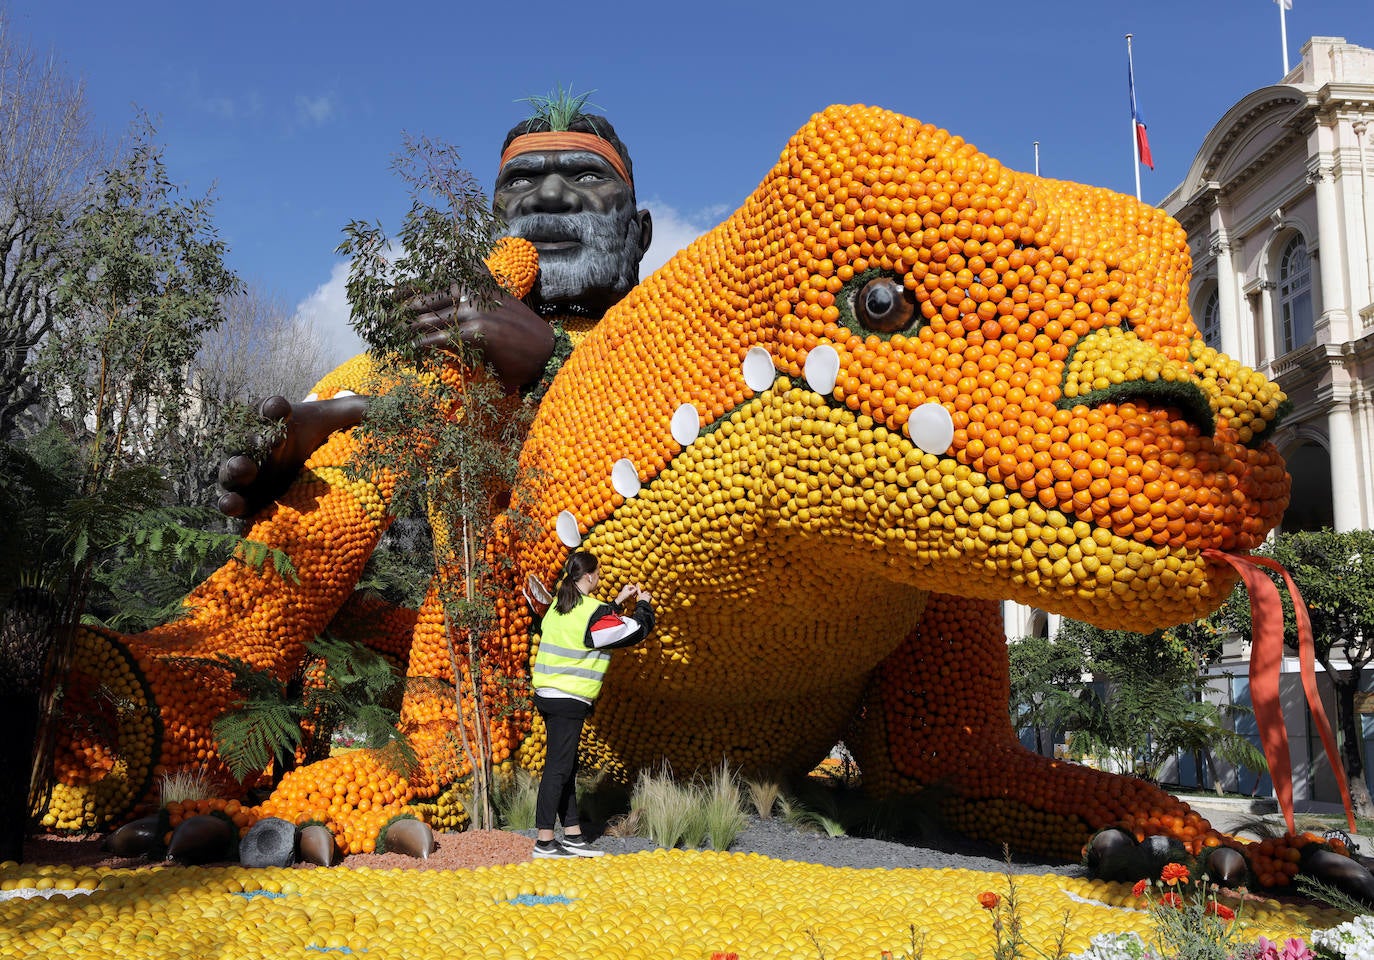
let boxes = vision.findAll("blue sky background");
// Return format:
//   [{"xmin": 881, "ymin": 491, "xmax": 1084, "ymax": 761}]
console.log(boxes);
[{"xmin": 8, "ymin": 0, "xmax": 1371, "ymax": 366}]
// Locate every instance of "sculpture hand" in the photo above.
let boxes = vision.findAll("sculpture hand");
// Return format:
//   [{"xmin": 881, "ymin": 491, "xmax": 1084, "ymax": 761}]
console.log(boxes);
[
  {"xmin": 405, "ymin": 275, "xmax": 555, "ymax": 394},
  {"xmin": 217, "ymin": 394, "xmax": 370, "ymax": 518}
]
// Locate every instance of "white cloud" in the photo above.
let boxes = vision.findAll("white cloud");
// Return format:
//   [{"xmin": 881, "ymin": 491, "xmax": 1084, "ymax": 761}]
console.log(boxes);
[
  {"xmin": 295, "ymin": 94, "xmax": 334, "ymax": 126},
  {"xmin": 638, "ymin": 201, "xmax": 723, "ymax": 277},
  {"xmin": 293, "ymin": 261, "xmax": 364, "ymax": 370}
]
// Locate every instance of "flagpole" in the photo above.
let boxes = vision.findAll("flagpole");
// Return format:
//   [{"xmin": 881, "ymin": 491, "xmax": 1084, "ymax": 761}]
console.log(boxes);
[
  {"xmin": 1127, "ymin": 34, "xmax": 1142, "ymax": 202},
  {"xmin": 1278, "ymin": 0, "xmax": 1291, "ymax": 75}
]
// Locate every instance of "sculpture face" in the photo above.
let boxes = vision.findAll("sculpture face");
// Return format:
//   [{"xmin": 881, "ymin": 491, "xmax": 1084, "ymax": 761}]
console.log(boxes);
[{"xmin": 494, "ymin": 149, "xmax": 651, "ymax": 318}]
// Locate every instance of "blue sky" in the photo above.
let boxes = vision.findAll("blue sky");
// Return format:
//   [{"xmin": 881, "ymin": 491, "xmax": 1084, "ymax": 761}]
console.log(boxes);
[{"xmin": 8, "ymin": 0, "xmax": 1371, "ymax": 366}]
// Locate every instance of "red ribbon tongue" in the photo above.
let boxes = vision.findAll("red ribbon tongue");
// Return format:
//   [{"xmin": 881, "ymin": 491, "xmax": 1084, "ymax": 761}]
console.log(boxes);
[{"xmin": 1202, "ymin": 549, "xmax": 1356, "ymax": 835}]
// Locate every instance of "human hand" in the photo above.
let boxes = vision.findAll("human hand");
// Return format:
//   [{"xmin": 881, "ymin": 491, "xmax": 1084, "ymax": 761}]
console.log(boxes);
[
  {"xmin": 615, "ymin": 584, "xmax": 637, "ymax": 606},
  {"xmin": 405, "ymin": 270, "xmax": 555, "ymax": 394},
  {"xmin": 216, "ymin": 394, "xmax": 369, "ymax": 518}
]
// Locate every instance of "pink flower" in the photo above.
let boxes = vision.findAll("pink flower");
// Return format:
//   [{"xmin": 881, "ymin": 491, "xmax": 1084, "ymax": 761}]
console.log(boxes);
[
  {"xmin": 1277, "ymin": 937, "xmax": 1313, "ymax": 960},
  {"xmin": 1251, "ymin": 936, "xmax": 1314, "ymax": 960}
]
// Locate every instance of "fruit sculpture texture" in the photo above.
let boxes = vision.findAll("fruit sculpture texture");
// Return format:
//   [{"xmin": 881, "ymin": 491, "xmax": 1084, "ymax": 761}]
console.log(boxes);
[{"xmin": 43, "ymin": 104, "xmax": 1365, "ymax": 892}]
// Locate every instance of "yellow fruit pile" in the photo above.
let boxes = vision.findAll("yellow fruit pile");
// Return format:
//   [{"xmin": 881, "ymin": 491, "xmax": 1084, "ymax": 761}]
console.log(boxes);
[
  {"xmin": 42, "ymin": 629, "xmax": 156, "ymax": 831},
  {"xmin": 0, "ymin": 852, "xmax": 1344, "ymax": 959}
]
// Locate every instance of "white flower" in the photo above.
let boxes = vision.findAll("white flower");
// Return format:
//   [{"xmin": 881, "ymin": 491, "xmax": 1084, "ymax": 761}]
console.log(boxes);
[
  {"xmin": 1311, "ymin": 914, "xmax": 1374, "ymax": 959},
  {"xmin": 1067, "ymin": 931, "xmax": 1159, "ymax": 960}
]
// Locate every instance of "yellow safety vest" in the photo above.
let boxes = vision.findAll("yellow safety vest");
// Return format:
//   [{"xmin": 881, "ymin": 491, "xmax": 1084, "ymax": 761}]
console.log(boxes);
[{"xmin": 532, "ymin": 595, "xmax": 611, "ymax": 702}]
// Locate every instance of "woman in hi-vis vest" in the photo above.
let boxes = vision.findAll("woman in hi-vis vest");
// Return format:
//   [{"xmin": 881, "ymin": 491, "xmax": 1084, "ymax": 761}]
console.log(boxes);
[{"xmin": 531, "ymin": 550, "xmax": 655, "ymax": 858}]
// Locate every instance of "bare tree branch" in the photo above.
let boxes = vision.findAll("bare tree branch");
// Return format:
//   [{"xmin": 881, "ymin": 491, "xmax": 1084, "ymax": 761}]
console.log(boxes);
[{"xmin": 0, "ymin": 10, "xmax": 103, "ymax": 438}]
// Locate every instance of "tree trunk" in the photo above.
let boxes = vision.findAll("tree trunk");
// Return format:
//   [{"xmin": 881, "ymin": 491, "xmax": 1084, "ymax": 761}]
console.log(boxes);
[{"xmin": 1333, "ymin": 675, "xmax": 1374, "ymax": 819}]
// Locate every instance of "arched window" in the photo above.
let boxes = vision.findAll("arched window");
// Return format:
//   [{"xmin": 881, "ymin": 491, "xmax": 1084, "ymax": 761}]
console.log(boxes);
[
  {"xmin": 1200, "ymin": 287, "xmax": 1221, "ymax": 349},
  {"xmin": 1278, "ymin": 235, "xmax": 1313, "ymax": 352}
]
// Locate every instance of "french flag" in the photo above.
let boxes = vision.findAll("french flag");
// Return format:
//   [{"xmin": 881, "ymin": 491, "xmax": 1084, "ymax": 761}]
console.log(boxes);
[{"xmin": 1129, "ymin": 58, "xmax": 1154, "ymax": 170}]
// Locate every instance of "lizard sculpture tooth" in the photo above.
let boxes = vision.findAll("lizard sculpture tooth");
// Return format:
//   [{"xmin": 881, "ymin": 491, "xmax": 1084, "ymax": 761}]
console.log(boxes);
[
  {"xmin": 804, "ymin": 344, "xmax": 841, "ymax": 395},
  {"xmin": 555, "ymin": 510, "xmax": 582, "ymax": 547},
  {"xmin": 670, "ymin": 403, "xmax": 701, "ymax": 446},
  {"xmin": 611, "ymin": 459, "xmax": 642, "ymax": 499},
  {"xmin": 906, "ymin": 401, "xmax": 955, "ymax": 455},
  {"xmin": 741, "ymin": 346, "xmax": 774, "ymax": 393}
]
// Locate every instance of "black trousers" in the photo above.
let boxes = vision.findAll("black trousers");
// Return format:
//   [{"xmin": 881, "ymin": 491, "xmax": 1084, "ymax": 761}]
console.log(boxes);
[{"xmin": 534, "ymin": 692, "xmax": 592, "ymax": 832}]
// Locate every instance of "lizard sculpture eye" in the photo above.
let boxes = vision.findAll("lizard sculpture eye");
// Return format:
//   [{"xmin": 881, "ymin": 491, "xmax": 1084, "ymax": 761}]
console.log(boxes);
[{"xmin": 855, "ymin": 277, "xmax": 916, "ymax": 333}]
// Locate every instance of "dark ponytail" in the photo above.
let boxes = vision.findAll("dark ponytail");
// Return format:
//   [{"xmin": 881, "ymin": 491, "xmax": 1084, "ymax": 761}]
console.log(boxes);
[{"xmin": 554, "ymin": 551, "xmax": 598, "ymax": 615}]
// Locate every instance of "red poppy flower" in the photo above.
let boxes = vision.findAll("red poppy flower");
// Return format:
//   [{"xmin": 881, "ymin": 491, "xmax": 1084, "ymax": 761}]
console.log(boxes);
[
  {"xmin": 1159, "ymin": 892, "xmax": 1184, "ymax": 909},
  {"xmin": 1132, "ymin": 879, "xmax": 1148, "ymax": 898},
  {"xmin": 1160, "ymin": 863, "xmax": 1190, "ymax": 886},
  {"xmin": 1205, "ymin": 902, "xmax": 1236, "ymax": 921},
  {"xmin": 977, "ymin": 891, "xmax": 1001, "ymax": 910}
]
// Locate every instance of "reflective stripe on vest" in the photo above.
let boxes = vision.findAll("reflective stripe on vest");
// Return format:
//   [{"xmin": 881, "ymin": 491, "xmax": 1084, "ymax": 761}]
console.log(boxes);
[{"xmin": 532, "ymin": 595, "xmax": 610, "ymax": 701}]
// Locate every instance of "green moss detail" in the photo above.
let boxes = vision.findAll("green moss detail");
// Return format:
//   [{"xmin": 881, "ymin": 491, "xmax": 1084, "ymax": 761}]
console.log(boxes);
[
  {"xmin": 525, "ymin": 324, "xmax": 574, "ymax": 405},
  {"xmin": 1057, "ymin": 379, "xmax": 1216, "ymax": 436}
]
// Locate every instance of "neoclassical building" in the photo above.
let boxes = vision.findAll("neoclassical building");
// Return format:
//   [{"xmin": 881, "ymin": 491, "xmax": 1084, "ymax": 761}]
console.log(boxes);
[{"xmin": 1006, "ymin": 35, "xmax": 1374, "ymax": 645}]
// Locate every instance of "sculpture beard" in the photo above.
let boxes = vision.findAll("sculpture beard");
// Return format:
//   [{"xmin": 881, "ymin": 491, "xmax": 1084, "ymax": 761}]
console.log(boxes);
[{"xmin": 505, "ymin": 207, "xmax": 644, "ymax": 318}]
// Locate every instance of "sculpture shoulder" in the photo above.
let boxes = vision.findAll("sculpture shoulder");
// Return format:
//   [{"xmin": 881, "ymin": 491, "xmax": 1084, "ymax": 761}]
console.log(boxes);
[{"xmin": 304, "ymin": 352, "xmax": 386, "ymax": 401}]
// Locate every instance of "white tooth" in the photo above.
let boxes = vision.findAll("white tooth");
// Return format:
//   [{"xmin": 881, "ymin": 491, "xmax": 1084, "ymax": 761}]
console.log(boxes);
[
  {"xmin": 611, "ymin": 459, "xmax": 641, "ymax": 499},
  {"xmin": 741, "ymin": 346, "xmax": 775, "ymax": 393},
  {"xmin": 906, "ymin": 402, "xmax": 955, "ymax": 454},
  {"xmin": 804, "ymin": 344, "xmax": 841, "ymax": 394},
  {"xmin": 303, "ymin": 392, "xmax": 319, "ymax": 402},
  {"xmin": 671, "ymin": 403, "xmax": 701, "ymax": 446},
  {"xmin": 526, "ymin": 574, "xmax": 553, "ymax": 605},
  {"xmin": 555, "ymin": 511, "xmax": 582, "ymax": 547}
]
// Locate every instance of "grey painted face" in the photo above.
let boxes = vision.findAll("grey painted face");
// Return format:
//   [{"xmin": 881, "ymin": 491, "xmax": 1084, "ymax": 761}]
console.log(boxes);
[{"xmin": 494, "ymin": 149, "xmax": 652, "ymax": 318}]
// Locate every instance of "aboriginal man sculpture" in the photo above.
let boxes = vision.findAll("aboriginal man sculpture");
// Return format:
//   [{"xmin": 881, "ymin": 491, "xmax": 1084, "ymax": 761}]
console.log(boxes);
[{"xmin": 218, "ymin": 106, "xmax": 652, "ymax": 517}]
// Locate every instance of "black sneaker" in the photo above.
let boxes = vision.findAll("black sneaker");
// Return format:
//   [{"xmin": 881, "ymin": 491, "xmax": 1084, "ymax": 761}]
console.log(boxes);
[
  {"xmin": 532, "ymin": 839, "xmax": 579, "ymax": 859},
  {"xmin": 560, "ymin": 835, "xmax": 604, "ymax": 858}
]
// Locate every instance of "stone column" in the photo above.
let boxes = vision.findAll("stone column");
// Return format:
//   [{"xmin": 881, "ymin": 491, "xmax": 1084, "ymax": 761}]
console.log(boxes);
[
  {"xmin": 1210, "ymin": 236, "xmax": 1241, "ymax": 358},
  {"xmin": 1328, "ymin": 396, "xmax": 1362, "ymax": 531},
  {"xmin": 1258, "ymin": 281, "xmax": 1278, "ymax": 364},
  {"xmin": 1309, "ymin": 166, "xmax": 1351, "ymax": 341}
]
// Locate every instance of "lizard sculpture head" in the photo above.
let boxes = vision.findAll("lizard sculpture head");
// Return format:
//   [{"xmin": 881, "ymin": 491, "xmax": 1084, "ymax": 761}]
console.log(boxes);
[{"xmin": 522, "ymin": 104, "xmax": 1288, "ymax": 633}]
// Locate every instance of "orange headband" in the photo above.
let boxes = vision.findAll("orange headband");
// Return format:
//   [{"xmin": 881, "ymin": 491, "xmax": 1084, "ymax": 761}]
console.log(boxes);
[{"xmin": 500, "ymin": 131, "xmax": 632, "ymax": 188}]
